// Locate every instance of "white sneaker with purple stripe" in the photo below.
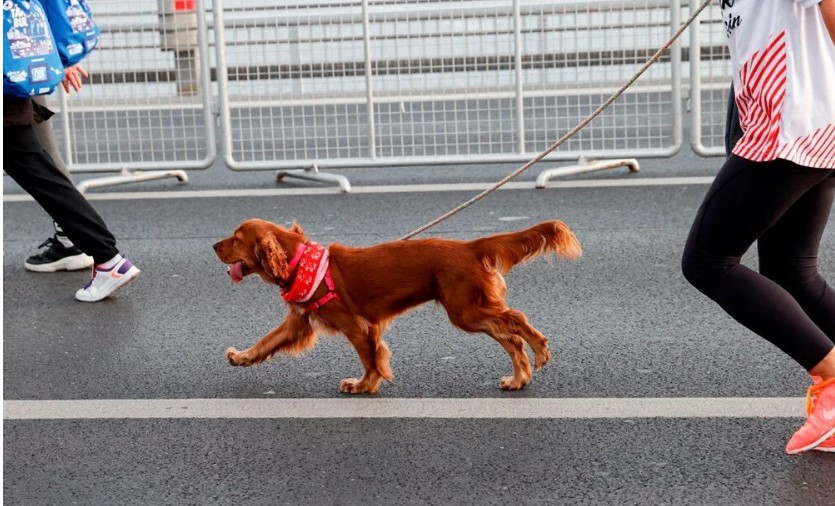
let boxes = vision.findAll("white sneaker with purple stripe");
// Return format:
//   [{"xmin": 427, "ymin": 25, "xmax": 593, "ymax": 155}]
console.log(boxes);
[{"xmin": 75, "ymin": 258, "xmax": 140, "ymax": 302}]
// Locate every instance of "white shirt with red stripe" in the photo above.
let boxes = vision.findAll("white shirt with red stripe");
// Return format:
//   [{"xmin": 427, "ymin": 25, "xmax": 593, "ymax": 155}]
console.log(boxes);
[{"xmin": 723, "ymin": 0, "xmax": 835, "ymax": 168}]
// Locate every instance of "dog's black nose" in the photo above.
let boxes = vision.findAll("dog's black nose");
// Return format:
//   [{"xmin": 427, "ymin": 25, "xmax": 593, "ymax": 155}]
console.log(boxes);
[{"xmin": 213, "ymin": 242, "xmax": 220, "ymax": 252}]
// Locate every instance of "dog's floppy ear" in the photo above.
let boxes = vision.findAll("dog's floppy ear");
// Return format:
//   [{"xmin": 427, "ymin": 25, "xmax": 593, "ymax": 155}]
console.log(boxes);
[
  {"xmin": 289, "ymin": 221, "xmax": 305, "ymax": 236},
  {"xmin": 255, "ymin": 233, "xmax": 289, "ymax": 280}
]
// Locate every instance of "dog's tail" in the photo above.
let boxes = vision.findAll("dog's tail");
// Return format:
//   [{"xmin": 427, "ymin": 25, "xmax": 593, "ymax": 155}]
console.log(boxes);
[{"xmin": 470, "ymin": 220, "xmax": 582, "ymax": 274}]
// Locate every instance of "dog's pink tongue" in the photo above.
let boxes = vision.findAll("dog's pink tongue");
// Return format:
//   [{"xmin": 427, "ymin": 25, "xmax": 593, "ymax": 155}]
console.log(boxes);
[{"xmin": 228, "ymin": 261, "xmax": 244, "ymax": 284}]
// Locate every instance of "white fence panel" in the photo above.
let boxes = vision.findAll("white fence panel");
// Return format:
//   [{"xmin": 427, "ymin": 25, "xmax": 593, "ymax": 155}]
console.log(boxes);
[
  {"xmin": 51, "ymin": 0, "xmax": 216, "ymax": 173},
  {"xmin": 215, "ymin": 0, "xmax": 683, "ymax": 169}
]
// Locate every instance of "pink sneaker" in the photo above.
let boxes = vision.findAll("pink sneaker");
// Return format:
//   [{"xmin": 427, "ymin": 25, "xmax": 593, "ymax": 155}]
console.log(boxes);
[{"xmin": 785, "ymin": 376, "xmax": 835, "ymax": 455}]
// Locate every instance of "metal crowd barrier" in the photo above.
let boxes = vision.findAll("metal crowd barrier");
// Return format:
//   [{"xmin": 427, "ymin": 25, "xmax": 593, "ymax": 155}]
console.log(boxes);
[
  {"xmin": 214, "ymin": 0, "xmax": 684, "ymax": 190},
  {"xmin": 689, "ymin": 0, "xmax": 731, "ymax": 157},
  {"xmin": 50, "ymin": 0, "xmax": 216, "ymax": 192}
]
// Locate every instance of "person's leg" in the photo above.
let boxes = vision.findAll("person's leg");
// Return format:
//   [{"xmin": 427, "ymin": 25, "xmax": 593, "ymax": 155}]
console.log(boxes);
[
  {"xmin": 758, "ymin": 175, "xmax": 835, "ymax": 378},
  {"xmin": 4, "ymin": 125, "xmax": 140, "ymax": 301},
  {"xmin": 758, "ymin": 176, "xmax": 835, "ymax": 342},
  {"xmin": 31, "ymin": 96, "xmax": 69, "ymax": 178},
  {"xmin": 681, "ymin": 155, "xmax": 835, "ymax": 374},
  {"xmin": 25, "ymin": 97, "xmax": 94, "ymax": 271},
  {"xmin": 759, "ymin": 174, "xmax": 835, "ymax": 454},
  {"xmin": 681, "ymin": 154, "xmax": 835, "ymax": 453},
  {"xmin": 4, "ymin": 125, "xmax": 118, "ymax": 263}
]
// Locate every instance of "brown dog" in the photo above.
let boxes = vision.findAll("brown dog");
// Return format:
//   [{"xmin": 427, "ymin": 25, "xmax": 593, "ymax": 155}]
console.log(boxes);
[{"xmin": 214, "ymin": 219, "xmax": 581, "ymax": 393}]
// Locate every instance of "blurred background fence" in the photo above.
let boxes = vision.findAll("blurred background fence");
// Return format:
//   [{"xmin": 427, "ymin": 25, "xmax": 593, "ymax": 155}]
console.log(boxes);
[
  {"xmin": 689, "ymin": 0, "xmax": 731, "ymax": 156},
  {"xmin": 47, "ymin": 0, "xmax": 731, "ymax": 179}
]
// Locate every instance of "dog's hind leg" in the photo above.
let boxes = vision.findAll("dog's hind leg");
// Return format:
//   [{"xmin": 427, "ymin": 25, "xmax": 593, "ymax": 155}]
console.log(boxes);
[
  {"xmin": 481, "ymin": 318, "xmax": 533, "ymax": 390},
  {"xmin": 339, "ymin": 323, "xmax": 392, "ymax": 394},
  {"xmin": 445, "ymin": 301, "xmax": 533, "ymax": 391},
  {"xmin": 499, "ymin": 309, "xmax": 551, "ymax": 370},
  {"xmin": 226, "ymin": 311, "xmax": 316, "ymax": 367}
]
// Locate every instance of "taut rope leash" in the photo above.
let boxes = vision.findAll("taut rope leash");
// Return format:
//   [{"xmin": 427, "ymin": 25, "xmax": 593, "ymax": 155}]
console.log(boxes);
[{"xmin": 400, "ymin": 0, "xmax": 714, "ymax": 240}]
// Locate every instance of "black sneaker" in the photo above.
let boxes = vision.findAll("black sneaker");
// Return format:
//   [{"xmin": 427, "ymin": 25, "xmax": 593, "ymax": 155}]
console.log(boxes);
[{"xmin": 24, "ymin": 236, "xmax": 94, "ymax": 272}]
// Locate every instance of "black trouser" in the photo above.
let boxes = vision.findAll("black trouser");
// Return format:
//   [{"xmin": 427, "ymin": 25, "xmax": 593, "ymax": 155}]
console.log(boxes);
[
  {"xmin": 4, "ymin": 124, "xmax": 119, "ymax": 264},
  {"xmin": 32, "ymin": 96, "xmax": 69, "ymax": 178},
  {"xmin": 682, "ymin": 154, "xmax": 835, "ymax": 370}
]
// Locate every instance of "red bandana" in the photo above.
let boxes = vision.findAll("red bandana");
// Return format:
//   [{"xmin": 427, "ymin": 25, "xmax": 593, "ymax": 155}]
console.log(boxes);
[
  {"xmin": 281, "ymin": 242, "xmax": 340, "ymax": 313},
  {"xmin": 282, "ymin": 242, "xmax": 328, "ymax": 303}
]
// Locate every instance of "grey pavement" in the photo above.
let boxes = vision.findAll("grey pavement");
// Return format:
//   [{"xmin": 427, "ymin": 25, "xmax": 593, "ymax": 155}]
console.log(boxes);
[{"xmin": 4, "ymin": 180, "xmax": 835, "ymax": 504}]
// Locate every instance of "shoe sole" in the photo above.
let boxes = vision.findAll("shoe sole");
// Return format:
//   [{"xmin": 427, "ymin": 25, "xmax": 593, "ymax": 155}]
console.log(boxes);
[
  {"xmin": 813, "ymin": 446, "xmax": 835, "ymax": 453},
  {"xmin": 75, "ymin": 268, "xmax": 141, "ymax": 303},
  {"xmin": 25, "ymin": 254, "xmax": 94, "ymax": 272},
  {"xmin": 786, "ymin": 426, "xmax": 835, "ymax": 455}
]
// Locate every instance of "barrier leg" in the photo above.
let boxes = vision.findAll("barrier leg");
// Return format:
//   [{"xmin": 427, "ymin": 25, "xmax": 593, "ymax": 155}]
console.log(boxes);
[
  {"xmin": 275, "ymin": 164, "xmax": 352, "ymax": 193},
  {"xmin": 75, "ymin": 168, "xmax": 189, "ymax": 193},
  {"xmin": 535, "ymin": 157, "xmax": 640, "ymax": 188}
]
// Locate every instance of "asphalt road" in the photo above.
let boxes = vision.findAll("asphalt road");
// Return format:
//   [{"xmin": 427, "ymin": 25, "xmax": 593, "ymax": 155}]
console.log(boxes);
[{"xmin": 4, "ymin": 179, "xmax": 834, "ymax": 504}]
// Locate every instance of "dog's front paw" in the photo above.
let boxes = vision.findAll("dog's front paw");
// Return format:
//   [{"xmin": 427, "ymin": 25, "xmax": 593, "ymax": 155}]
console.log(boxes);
[
  {"xmin": 226, "ymin": 347, "xmax": 252, "ymax": 367},
  {"xmin": 499, "ymin": 375, "xmax": 529, "ymax": 390},
  {"xmin": 534, "ymin": 347, "xmax": 551, "ymax": 370},
  {"xmin": 339, "ymin": 377, "xmax": 377, "ymax": 394}
]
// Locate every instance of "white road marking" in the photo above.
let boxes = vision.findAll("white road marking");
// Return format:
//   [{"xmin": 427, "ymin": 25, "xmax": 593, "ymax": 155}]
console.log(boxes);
[
  {"xmin": 4, "ymin": 397, "xmax": 802, "ymax": 420},
  {"xmin": 3, "ymin": 177, "xmax": 715, "ymax": 203}
]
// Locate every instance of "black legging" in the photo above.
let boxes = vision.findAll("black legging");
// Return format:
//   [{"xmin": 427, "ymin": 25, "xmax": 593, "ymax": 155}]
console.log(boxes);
[{"xmin": 682, "ymin": 154, "xmax": 835, "ymax": 370}]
